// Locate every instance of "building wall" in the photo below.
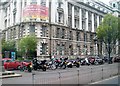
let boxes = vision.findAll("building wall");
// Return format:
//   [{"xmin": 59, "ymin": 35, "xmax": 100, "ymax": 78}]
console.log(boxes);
[{"xmin": 0, "ymin": 0, "xmax": 118, "ymax": 59}]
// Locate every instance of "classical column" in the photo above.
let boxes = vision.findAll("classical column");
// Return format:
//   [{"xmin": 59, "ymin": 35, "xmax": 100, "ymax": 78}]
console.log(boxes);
[
  {"xmin": 64, "ymin": 0, "xmax": 68, "ymax": 26},
  {"xmin": 86, "ymin": 11, "xmax": 88, "ymax": 31},
  {"xmin": 72, "ymin": 6, "xmax": 74, "ymax": 28},
  {"xmin": 79, "ymin": 8, "xmax": 82, "ymax": 30},
  {"xmin": 92, "ymin": 13, "xmax": 94, "ymax": 32}
]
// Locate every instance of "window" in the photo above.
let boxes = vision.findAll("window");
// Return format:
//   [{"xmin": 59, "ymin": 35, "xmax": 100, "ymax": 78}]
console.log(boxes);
[
  {"xmin": 8, "ymin": 18, "xmax": 10, "ymax": 26},
  {"xmin": 56, "ymin": 44, "xmax": 60, "ymax": 55},
  {"xmin": 41, "ymin": 26, "xmax": 47, "ymax": 37},
  {"xmin": 58, "ymin": 12, "xmax": 63, "ymax": 23},
  {"xmin": 29, "ymin": 25, "xmax": 35, "ymax": 35},
  {"xmin": 61, "ymin": 45, "xmax": 65, "ymax": 55},
  {"xmin": 69, "ymin": 31, "xmax": 73, "ymax": 40},
  {"xmin": 68, "ymin": 3, "xmax": 72, "ymax": 16},
  {"xmin": 13, "ymin": 28, "xmax": 16, "ymax": 38},
  {"xmin": 14, "ymin": 0, "xmax": 17, "ymax": 8},
  {"xmin": 74, "ymin": 6, "xmax": 79, "ymax": 16},
  {"xmin": 90, "ymin": 33, "xmax": 93, "ymax": 41},
  {"xmin": 13, "ymin": 13, "xmax": 16, "ymax": 24},
  {"xmin": 113, "ymin": 4, "xmax": 116, "ymax": 7},
  {"xmin": 41, "ymin": 43, "xmax": 47, "ymax": 54},
  {"xmin": 31, "ymin": 0, "xmax": 37, "ymax": 4},
  {"xmin": 41, "ymin": 0, "xmax": 46, "ymax": 6},
  {"xmin": 24, "ymin": 0, "xmax": 27, "ymax": 7},
  {"xmin": 56, "ymin": 28, "xmax": 60, "ymax": 38},
  {"xmin": 4, "ymin": 8, "xmax": 7, "ymax": 17},
  {"xmin": 8, "ymin": 5, "xmax": 10, "ymax": 13},
  {"xmin": 84, "ymin": 33, "xmax": 86, "ymax": 41},
  {"xmin": 69, "ymin": 45, "xmax": 73, "ymax": 55},
  {"xmin": 76, "ymin": 32, "xmax": 80, "ymax": 41},
  {"xmin": 5, "ymin": 20, "xmax": 7, "ymax": 28},
  {"xmin": 74, "ymin": 19, "xmax": 79, "ymax": 28},
  {"xmin": 68, "ymin": 17, "xmax": 72, "ymax": 27},
  {"xmin": 61, "ymin": 28, "xmax": 65, "ymax": 38}
]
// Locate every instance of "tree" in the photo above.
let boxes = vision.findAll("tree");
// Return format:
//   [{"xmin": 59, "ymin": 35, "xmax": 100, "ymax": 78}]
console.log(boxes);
[
  {"xmin": 97, "ymin": 14, "xmax": 118, "ymax": 63},
  {"xmin": 18, "ymin": 35, "xmax": 37, "ymax": 59},
  {"xmin": 2, "ymin": 39, "xmax": 16, "ymax": 58}
]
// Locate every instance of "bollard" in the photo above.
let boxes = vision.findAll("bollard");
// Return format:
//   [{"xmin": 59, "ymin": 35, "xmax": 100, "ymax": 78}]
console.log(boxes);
[
  {"xmin": 91, "ymin": 67, "xmax": 92, "ymax": 83},
  {"xmin": 32, "ymin": 73, "xmax": 35, "ymax": 86},
  {"xmin": 101, "ymin": 66, "xmax": 103, "ymax": 79},
  {"xmin": 58, "ymin": 72, "xmax": 61, "ymax": 85},
  {"xmin": 77, "ymin": 69, "xmax": 80, "ymax": 84}
]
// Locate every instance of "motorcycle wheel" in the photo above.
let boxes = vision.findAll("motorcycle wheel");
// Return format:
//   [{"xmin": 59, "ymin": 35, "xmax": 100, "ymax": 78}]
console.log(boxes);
[
  {"xmin": 42, "ymin": 67, "xmax": 46, "ymax": 71},
  {"xmin": 51, "ymin": 64, "xmax": 56, "ymax": 70},
  {"xmin": 34, "ymin": 67, "xmax": 37, "ymax": 70},
  {"xmin": 76, "ymin": 63, "xmax": 80, "ymax": 68},
  {"xmin": 62, "ymin": 65, "xmax": 66, "ymax": 69},
  {"xmin": 28, "ymin": 68, "xmax": 32, "ymax": 72}
]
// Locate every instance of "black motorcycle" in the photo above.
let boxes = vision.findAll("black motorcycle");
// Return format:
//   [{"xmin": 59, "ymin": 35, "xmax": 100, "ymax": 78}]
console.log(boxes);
[{"xmin": 32, "ymin": 58, "xmax": 47, "ymax": 71}]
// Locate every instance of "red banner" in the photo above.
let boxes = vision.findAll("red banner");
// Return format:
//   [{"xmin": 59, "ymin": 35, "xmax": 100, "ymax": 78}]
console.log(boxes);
[{"xmin": 23, "ymin": 4, "xmax": 49, "ymax": 20}]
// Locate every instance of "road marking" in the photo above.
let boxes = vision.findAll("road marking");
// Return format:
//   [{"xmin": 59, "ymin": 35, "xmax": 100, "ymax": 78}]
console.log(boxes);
[{"xmin": 90, "ymin": 75, "xmax": 118, "ymax": 84}]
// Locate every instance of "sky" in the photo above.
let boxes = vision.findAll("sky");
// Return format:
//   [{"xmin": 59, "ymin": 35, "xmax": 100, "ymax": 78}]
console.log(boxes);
[{"xmin": 99, "ymin": 0, "xmax": 110, "ymax": 5}]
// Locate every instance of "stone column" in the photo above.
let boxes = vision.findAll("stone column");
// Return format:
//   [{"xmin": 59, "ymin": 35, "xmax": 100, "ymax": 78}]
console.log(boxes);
[
  {"xmin": 72, "ymin": 6, "xmax": 74, "ymax": 28},
  {"xmin": 79, "ymin": 8, "xmax": 82, "ymax": 30},
  {"xmin": 86, "ymin": 11, "xmax": 88, "ymax": 31},
  {"xmin": 92, "ymin": 13, "xmax": 94, "ymax": 32}
]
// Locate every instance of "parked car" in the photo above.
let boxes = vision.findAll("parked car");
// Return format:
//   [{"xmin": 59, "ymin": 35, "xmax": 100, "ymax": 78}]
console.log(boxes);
[{"xmin": 2, "ymin": 58, "xmax": 21, "ymax": 70}]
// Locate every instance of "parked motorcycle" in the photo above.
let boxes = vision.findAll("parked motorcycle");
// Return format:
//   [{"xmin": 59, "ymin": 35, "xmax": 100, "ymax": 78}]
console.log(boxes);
[
  {"xmin": 66, "ymin": 60, "xmax": 73, "ymax": 68},
  {"xmin": 20, "ymin": 63, "xmax": 32, "ymax": 72},
  {"xmin": 47, "ymin": 60, "xmax": 56, "ymax": 70},
  {"xmin": 55, "ymin": 57, "xmax": 68, "ymax": 69},
  {"xmin": 32, "ymin": 58, "xmax": 47, "ymax": 71},
  {"xmin": 80, "ymin": 58, "xmax": 90, "ymax": 66},
  {"xmin": 73, "ymin": 60, "xmax": 80, "ymax": 68}
]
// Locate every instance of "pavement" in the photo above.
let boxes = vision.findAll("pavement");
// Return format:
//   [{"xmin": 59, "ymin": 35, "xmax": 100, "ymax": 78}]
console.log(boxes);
[{"xmin": 0, "ymin": 71, "xmax": 22, "ymax": 79}]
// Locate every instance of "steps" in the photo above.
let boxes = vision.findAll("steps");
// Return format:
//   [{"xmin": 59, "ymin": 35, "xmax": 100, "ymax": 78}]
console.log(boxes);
[{"xmin": 0, "ymin": 71, "xmax": 22, "ymax": 79}]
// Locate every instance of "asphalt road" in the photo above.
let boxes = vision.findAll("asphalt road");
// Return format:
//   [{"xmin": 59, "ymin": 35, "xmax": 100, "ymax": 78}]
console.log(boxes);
[
  {"xmin": 2, "ymin": 63, "xmax": 119, "ymax": 84},
  {"xmin": 91, "ymin": 75, "xmax": 119, "ymax": 84}
]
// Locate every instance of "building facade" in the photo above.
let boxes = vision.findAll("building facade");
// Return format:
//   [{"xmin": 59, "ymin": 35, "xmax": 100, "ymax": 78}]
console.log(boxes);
[{"xmin": 0, "ymin": 0, "xmax": 117, "ymax": 59}]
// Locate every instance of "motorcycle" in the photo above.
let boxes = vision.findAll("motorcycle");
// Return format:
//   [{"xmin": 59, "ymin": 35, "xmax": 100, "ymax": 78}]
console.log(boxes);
[
  {"xmin": 32, "ymin": 58, "xmax": 47, "ymax": 71},
  {"xmin": 66, "ymin": 60, "xmax": 73, "ymax": 68},
  {"xmin": 73, "ymin": 60, "xmax": 80, "ymax": 68},
  {"xmin": 20, "ymin": 63, "xmax": 32, "ymax": 72},
  {"xmin": 80, "ymin": 58, "xmax": 90, "ymax": 66},
  {"xmin": 47, "ymin": 61, "xmax": 56, "ymax": 70},
  {"xmin": 55, "ymin": 58, "xmax": 68, "ymax": 69}
]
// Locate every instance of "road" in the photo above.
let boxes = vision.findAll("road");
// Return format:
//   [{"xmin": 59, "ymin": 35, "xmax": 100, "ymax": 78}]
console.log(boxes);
[
  {"xmin": 91, "ymin": 75, "xmax": 119, "ymax": 84},
  {"xmin": 2, "ymin": 63, "xmax": 119, "ymax": 84}
]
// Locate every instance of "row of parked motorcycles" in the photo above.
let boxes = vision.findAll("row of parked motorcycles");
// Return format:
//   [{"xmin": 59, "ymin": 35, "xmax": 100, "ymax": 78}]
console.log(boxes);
[
  {"xmin": 19, "ymin": 56, "xmax": 104, "ymax": 73},
  {"xmin": 19, "ymin": 57, "xmax": 81, "ymax": 72}
]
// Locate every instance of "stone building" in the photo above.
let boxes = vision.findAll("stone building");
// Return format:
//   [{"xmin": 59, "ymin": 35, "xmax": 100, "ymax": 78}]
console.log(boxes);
[{"xmin": 0, "ymin": 0, "xmax": 117, "ymax": 59}]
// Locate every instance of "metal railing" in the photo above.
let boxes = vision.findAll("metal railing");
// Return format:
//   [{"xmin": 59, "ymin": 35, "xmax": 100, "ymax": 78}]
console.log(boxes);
[{"xmin": 31, "ymin": 63, "xmax": 119, "ymax": 84}]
